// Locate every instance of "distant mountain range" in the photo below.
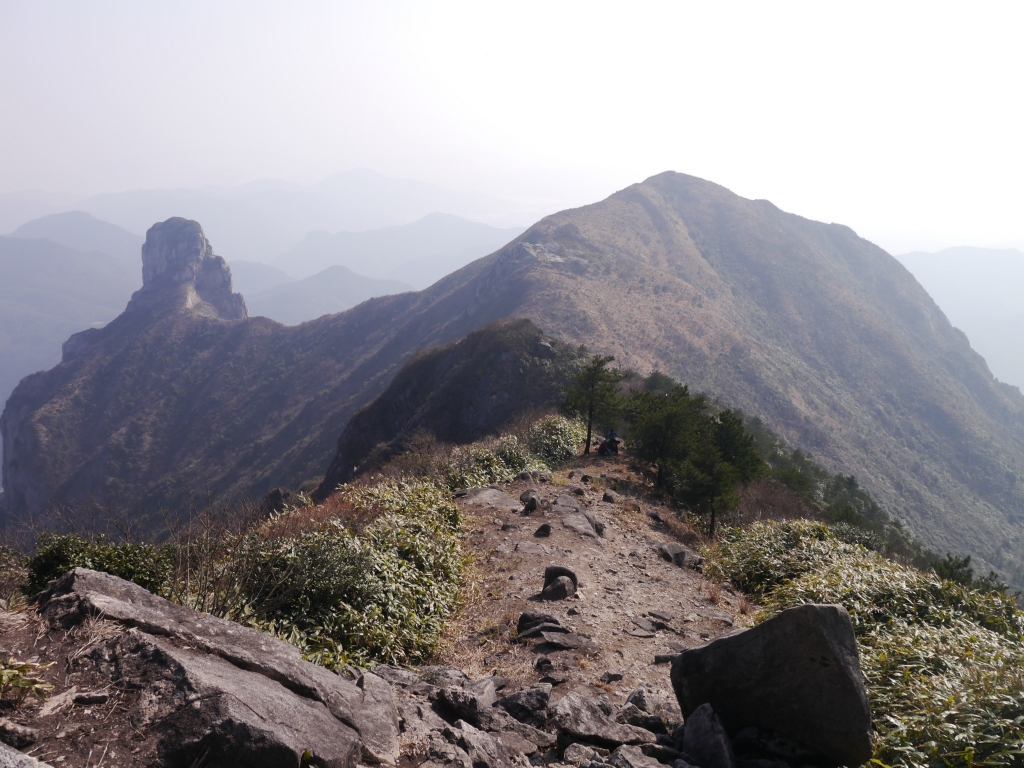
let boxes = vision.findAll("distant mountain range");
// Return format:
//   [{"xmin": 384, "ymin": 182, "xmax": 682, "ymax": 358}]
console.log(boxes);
[
  {"xmin": 898, "ymin": 247, "xmax": 1024, "ymax": 390},
  {"xmin": 6, "ymin": 172, "xmax": 1024, "ymax": 587},
  {"xmin": 274, "ymin": 212, "xmax": 525, "ymax": 286},
  {"xmin": 0, "ymin": 236, "xmax": 139, "ymax": 465},
  {"xmin": 2, "ymin": 169, "xmax": 532, "ymax": 263},
  {"xmin": 10, "ymin": 211, "xmax": 144, "ymax": 272},
  {"xmin": 245, "ymin": 266, "xmax": 412, "ymax": 326}
]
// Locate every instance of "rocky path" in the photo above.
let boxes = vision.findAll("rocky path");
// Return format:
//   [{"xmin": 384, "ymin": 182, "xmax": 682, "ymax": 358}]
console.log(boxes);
[
  {"xmin": 0, "ymin": 458, "xmax": 872, "ymax": 768},
  {"xmin": 433, "ymin": 457, "xmax": 751, "ymax": 727}
]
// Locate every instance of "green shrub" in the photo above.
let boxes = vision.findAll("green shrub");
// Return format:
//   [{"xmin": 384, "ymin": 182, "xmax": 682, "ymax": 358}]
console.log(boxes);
[
  {"xmin": 243, "ymin": 480, "xmax": 463, "ymax": 667},
  {"xmin": 528, "ymin": 415, "xmax": 586, "ymax": 465},
  {"xmin": 705, "ymin": 520, "xmax": 1024, "ymax": 768},
  {"xmin": 25, "ymin": 533, "xmax": 171, "ymax": 595},
  {"xmin": 439, "ymin": 434, "xmax": 546, "ymax": 490}
]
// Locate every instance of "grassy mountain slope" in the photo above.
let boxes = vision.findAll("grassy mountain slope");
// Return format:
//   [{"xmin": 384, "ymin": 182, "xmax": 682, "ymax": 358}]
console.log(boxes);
[
  {"xmin": 5, "ymin": 173, "xmax": 1024, "ymax": 584},
  {"xmin": 10, "ymin": 211, "xmax": 144, "ymax": 271}
]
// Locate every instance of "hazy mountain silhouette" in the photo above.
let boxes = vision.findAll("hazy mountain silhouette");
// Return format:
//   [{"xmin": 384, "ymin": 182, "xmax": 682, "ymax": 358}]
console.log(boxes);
[
  {"xmin": 228, "ymin": 260, "xmax": 294, "ymax": 297},
  {"xmin": 274, "ymin": 212, "xmax": 524, "ymax": 285},
  {"xmin": 6, "ymin": 173, "xmax": 1024, "ymax": 584},
  {"xmin": 245, "ymin": 265, "xmax": 411, "ymax": 325},
  {"xmin": 0, "ymin": 236, "xmax": 138, "ymax": 464},
  {"xmin": 32, "ymin": 170, "xmax": 530, "ymax": 263},
  {"xmin": 899, "ymin": 247, "xmax": 1024, "ymax": 389},
  {"xmin": 10, "ymin": 211, "xmax": 144, "ymax": 271}
]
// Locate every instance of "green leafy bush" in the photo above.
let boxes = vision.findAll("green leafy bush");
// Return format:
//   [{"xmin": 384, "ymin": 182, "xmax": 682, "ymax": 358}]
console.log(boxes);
[
  {"xmin": 240, "ymin": 480, "xmax": 463, "ymax": 667},
  {"xmin": 706, "ymin": 520, "xmax": 1024, "ymax": 767},
  {"xmin": 528, "ymin": 415, "xmax": 586, "ymax": 465},
  {"xmin": 25, "ymin": 533, "xmax": 171, "ymax": 595}
]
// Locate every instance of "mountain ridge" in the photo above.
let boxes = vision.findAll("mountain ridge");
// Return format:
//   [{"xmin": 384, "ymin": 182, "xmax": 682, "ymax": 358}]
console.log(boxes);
[{"xmin": 4, "ymin": 172, "xmax": 1023, "ymax": 582}]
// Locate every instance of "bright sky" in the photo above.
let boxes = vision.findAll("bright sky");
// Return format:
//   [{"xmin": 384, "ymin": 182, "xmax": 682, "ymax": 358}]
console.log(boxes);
[{"xmin": 2, "ymin": 1, "xmax": 1023, "ymax": 252}]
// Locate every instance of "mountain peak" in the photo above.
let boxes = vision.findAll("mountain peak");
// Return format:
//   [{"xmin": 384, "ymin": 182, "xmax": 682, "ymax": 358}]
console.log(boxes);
[{"xmin": 131, "ymin": 217, "xmax": 246, "ymax": 320}]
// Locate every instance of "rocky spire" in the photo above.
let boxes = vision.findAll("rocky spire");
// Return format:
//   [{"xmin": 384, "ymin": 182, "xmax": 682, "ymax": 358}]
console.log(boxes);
[{"xmin": 128, "ymin": 217, "xmax": 247, "ymax": 319}]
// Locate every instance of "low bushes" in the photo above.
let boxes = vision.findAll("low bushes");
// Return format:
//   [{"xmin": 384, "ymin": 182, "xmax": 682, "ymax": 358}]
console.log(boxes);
[
  {"xmin": 706, "ymin": 520, "xmax": 1024, "ymax": 767},
  {"xmin": 5, "ymin": 415, "xmax": 586, "ymax": 668},
  {"xmin": 25, "ymin": 533, "xmax": 170, "ymax": 596}
]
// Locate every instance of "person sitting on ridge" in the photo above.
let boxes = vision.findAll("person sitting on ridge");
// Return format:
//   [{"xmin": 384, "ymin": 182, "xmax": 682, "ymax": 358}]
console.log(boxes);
[{"xmin": 605, "ymin": 429, "xmax": 621, "ymax": 455}]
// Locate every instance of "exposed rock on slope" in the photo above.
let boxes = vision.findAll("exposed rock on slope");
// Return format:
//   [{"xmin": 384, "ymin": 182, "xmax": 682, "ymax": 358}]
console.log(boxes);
[
  {"xmin": 2, "ymin": 568, "xmax": 399, "ymax": 767},
  {"xmin": 5, "ymin": 175, "xmax": 1024, "ymax": 582},
  {"xmin": 318, "ymin": 318, "xmax": 583, "ymax": 494}
]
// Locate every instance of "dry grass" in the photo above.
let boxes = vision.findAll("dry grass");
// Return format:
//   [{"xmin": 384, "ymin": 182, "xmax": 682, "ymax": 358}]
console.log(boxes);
[
  {"xmin": 738, "ymin": 595, "xmax": 754, "ymax": 615},
  {"xmin": 706, "ymin": 581, "xmax": 724, "ymax": 605}
]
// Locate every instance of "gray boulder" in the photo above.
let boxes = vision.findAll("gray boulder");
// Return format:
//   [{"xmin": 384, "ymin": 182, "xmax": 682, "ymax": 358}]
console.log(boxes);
[
  {"xmin": 495, "ymin": 683, "xmax": 552, "ymax": 722},
  {"xmin": 0, "ymin": 743, "xmax": 52, "ymax": 767},
  {"xmin": 445, "ymin": 720, "xmax": 521, "ymax": 768},
  {"xmin": 36, "ymin": 568, "xmax": 400, "ymax": 765},
  {"xmin": 0, "ymin": 721, "xmax": 36, "ymax": 749},
  {"xmin": 608, "ymin": 745, "xmax": 663, "ymax": 768},
  {"xmin": 656, "ymin": 542, "xmax": 696, "ymax": 568},
  {"xmin": 111, "ymin": 629, "xmax": 363, "ymax": 767},
  {"xmin": 555, "ymin": 495, "xmax": 580, "ymax": 510},
  {"xmin": 670, "ymin": 603, "xmax": 871, "ymax": 767},
  {"xmin": 466, "ymin": 678, "xmax": 499, "ymax": 708},
  {"xmin": 517, "ymin": 611, "xmax": 561, "ymax": 635},
  {"xmin": 552, "ymin": 692, "xmax": 656, "ymax": 748},
  {"xmin": 681, "ymin": 704, "xmax": 735, "ymax": 768},
  {"xmin": 541, "ymin": 575, "xmax": 576, "ymax": 600},
  {"xmin": 544, "ymin": 565, "xmax": 579, "ymax": 592},
  {"xmin": 438, "ymin": 686, "xmax": 495, "ymax": 727},
  {"xmin": 520, "ymin": 489, "xmax": 540, "ymax": 513},
  {"xmin": 564, "ymin": 514, "xmax": 600, "ymax": 538}
]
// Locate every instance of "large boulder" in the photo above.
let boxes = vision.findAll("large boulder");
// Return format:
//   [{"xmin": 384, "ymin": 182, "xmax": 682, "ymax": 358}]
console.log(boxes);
[
  {"xmin": 36, "ymin": 568, "xmax": 400, "ymax": 765},
  {"xmin": 552, "ymin": 692, "xmax": 656, "ymax": 748},
  {"xmin": 670, "ymin": 604, "xmax": 871, "ymax": 767}
]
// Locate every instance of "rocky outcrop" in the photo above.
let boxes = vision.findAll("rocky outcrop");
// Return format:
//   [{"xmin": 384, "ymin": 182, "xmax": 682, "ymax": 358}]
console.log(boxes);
[
  {"xmin": 670, "ymin": 604, "xmax": 872, "ymax": 767},
  {"xmin": 36, "ymin": 569, "xmax": 399, "ymax": 766},
  {"xmin": 129, "ymin": 217, "xmax": 246, "ymax": 321}
]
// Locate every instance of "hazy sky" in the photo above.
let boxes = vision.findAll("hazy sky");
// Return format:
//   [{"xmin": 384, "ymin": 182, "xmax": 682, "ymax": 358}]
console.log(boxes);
[{"xmin": 2, "ymin": 1, "xmax": 1023, "ymax": 252}]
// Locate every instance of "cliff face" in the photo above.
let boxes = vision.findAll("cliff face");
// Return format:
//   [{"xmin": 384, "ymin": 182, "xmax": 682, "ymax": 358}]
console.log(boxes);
[
  {"xmin": 1, "ymin": 218, "xmax": 249, "ymax": 519},
  {"xmin": 5, "ymin": 176, "xmax": 1024, "ymax": 582}
]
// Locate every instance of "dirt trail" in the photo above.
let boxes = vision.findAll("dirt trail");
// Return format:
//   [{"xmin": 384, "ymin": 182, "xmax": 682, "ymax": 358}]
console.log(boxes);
[{"xmin": 435, "ymin": 456, "xmax": 752, "ymax": 708}]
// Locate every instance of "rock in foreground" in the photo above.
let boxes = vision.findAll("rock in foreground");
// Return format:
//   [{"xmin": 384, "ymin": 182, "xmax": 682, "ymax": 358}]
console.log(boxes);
[
  {"xmin": 36, "ymin": 568, "xmax": 400, "ymax": 767},
  {"xmin": 670, "ymin": 604, "xmax": 872, "ymax": 767}
]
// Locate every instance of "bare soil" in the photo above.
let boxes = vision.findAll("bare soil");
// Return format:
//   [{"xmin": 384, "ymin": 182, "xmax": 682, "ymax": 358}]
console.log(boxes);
[{"xmin": 433, "ymin": 454, "xmax": 753, "ymax": 708}]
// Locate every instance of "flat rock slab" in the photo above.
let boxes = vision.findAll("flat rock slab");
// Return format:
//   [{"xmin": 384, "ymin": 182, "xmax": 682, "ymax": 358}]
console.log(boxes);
[
  {"xmin": 37, "ymin": 568, "xmax": 400, "ymax": 764},
  {"xmin": 671, "ymin": 603, "xmax": 871, "ymax": 767},
  {"xmin": 515, "ymin": 542, "xmax": 549, "ymax": 555},
  {"xmin": 552, "ymin": 692, "xmax": 655, "ymax": 748},
  {"xmin": 538, "ymin": 632, "xmax": 600, "ymax": 654},
  {"xmin": 462, "ymin": 488, "xmax": 522, "ymax": 513},
  {"xmin": 121, "ymin": 630, "xmax": 362, "ymax": 767},
  {"xmin": 563, "ymin": 514, "xmax": 599, "ymax": 538}
]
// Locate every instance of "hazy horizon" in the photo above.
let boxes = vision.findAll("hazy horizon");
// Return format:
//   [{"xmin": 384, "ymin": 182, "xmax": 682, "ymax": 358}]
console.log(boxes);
[{"xmin": 4, "ymin": 2, "xmax": 1024, "ymax": 255}]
